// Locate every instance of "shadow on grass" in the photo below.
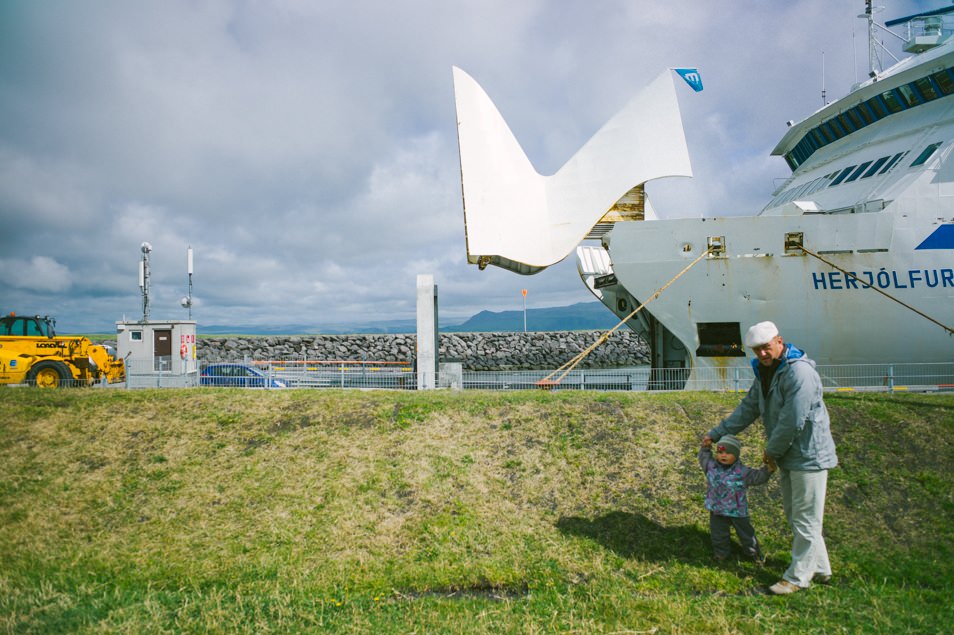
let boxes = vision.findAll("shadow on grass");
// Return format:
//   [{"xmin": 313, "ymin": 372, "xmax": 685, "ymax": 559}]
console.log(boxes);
[
  {"xmin": 556, "ymin": 511, "xmax": 711, "ymax": 564},
  {"xmin": 557, "ymin": 511, "xmax": 786, "ymax": 594}
]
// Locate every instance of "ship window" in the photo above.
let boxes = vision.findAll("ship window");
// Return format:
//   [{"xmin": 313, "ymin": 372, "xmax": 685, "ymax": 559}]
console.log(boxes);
[
  {"xmin": 799, "ymin": 143, "xmax": 813, "ymax": 162},
  {"xmin": 898, "ymin": 84, "xmax": 922, "ymax": 108},
  {"xmin": 799, "ymin": 143, "xmax": 813, "ymax": 164},
  {"xmin": 790, "ymin": 181, "xmax": 813, "ymax": 199},
  {"xmin": 836, "ymin": 113, "xmax": 856, "ymax": 134},
  {"xmin": 804, "ymin": 177, "xmax": 824, "ymax": 195},
  {"xmin": 867, "ymin": 95, "xmax": 889, "ymax": 118},
  {"xmin": 846, "ymin": 108, "xmax": 865, "ymax": 129},
  {"xmin": 915, "ymin": 77, "xmax": 939, "ymax": 102},
  {"xmin": 818, "ymin": 123, "xmax": 836, "ymax": 144},
  {"xmin": 695, "ymin": 322, "xmax": 746, "ymax": 358},
  {"xmin": 932, "ymin": 69, "xmax": 954, "ymax": 95},
  {"xmin": 829, "ymin": 118, "xmax": 847, "ymax": 139},
  {"xmin": 810, "ymin": 129, "xmax": 827, "ymax": 147},
  {"xmin": 844, "ymin": 161, "xmax": 872, "ymax": 183},
  {"xmin": 882, "ymin": 89, "xmax": 905, "ymax": 114},
  {"xmin": 911, "ymin": 142, "xmax": 942, "ymax": 167},
  {"xmin": 831, "ymin": 166, "xmax": 856, "ymax": 186},
  {"xmin": 880, "ymin": 152, "xmax": 906, "ymax": 174},
  {"xmin": 856, "ymin": 103, "xmax": 875, "ymax": 125},
  {"xmin": 803, "ymin": 133, "xmax": 819, "ymax": 152},
  {"xmin": 862, "ymin": 156, "xmax": 889, "ymax": 177}
]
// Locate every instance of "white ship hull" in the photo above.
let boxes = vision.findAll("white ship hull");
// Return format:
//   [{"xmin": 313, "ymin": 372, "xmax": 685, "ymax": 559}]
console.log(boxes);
[{"xmin": 602, "ymin": 210, "xmax": 953, "ymax": 372}]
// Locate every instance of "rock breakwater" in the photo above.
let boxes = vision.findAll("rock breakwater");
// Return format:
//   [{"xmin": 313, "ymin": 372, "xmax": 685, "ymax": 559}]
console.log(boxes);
[{"xmin": 190, "ymin": 331, "xmax": 650, "ymax": 371}]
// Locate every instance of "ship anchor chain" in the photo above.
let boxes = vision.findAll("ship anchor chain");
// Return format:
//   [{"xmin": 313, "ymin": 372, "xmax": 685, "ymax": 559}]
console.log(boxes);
[{"xmin": 537, "ymin": 245, "xmax": 716, "ymax": 388}]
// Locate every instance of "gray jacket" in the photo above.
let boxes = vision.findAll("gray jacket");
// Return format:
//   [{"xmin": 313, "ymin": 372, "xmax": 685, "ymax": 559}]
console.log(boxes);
[{"xmin": 707, "ymin": 344, "xmax": 838, "ymax": 472}]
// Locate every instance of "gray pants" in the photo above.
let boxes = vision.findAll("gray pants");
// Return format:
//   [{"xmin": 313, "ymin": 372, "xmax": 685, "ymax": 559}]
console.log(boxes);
[
  {"xmin": 709, "ymin": 513, "xmax": 760, "ymax": 559},
  {"xmin": 780, "ymin": 468, "xmax": 831, "ymax": 587}
]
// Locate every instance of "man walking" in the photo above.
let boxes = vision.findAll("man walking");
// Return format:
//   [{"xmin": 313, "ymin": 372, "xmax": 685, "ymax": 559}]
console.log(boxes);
[{"xmin": 704, "ymin": 321, "xmax": 838, "ymax": 594}]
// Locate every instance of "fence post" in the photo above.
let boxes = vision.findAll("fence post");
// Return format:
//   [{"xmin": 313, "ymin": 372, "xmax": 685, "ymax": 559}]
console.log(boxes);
[
  {"xmin": 888, "ymin": 365, "xmax": 894, "ymax": 393},
  {"xmin": 734, "ymin": 367, "xmax": 740, "ymax": 393}
]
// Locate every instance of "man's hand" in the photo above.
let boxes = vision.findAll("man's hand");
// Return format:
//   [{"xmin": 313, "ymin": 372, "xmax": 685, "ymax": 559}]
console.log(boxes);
[{"xmin": 702, "ymin": 434, "xmax": 713, "ymax": 448}]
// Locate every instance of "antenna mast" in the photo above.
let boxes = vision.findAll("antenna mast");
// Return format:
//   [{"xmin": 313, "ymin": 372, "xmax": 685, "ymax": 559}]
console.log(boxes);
[
  {"xmin": 139, "ymin": 242, "xmax": 152, "ymax": 322},
  {"xmin": 181, "ymin": 246, "xmax": 194, "ymax": 319},
  {"xmin": 864, "ymin": 0, "xmax": 880, "ymax": 78}
]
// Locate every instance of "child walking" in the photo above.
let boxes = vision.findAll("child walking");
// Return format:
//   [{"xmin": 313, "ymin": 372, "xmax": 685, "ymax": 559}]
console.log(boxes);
[{"xmin": 699, "ymin": 434, "xmax": 775, "ymax": 563}]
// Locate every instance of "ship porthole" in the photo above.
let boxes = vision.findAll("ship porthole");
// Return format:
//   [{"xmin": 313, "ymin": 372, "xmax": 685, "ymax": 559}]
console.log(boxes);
[{"xmin": 617, "ymin": 298, "xmax": 628, "ymax": 312}]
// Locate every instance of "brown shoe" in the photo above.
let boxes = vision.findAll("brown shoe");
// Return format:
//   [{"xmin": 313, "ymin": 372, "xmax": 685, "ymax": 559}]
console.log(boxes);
[{"xmin": 768, "ymin": 580, "xmax": 801, "ymax": 595}]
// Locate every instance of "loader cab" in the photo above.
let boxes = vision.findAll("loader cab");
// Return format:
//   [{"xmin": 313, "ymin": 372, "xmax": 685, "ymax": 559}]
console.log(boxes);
[{"xmin": 1, "ymin": 314, "xmax": 55, "ymax": 338}]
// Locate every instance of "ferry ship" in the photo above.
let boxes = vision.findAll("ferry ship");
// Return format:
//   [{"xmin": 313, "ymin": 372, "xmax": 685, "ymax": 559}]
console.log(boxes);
[{"xmin": 453, "ymin": 2, "xmax": 954, "ymax": 388}]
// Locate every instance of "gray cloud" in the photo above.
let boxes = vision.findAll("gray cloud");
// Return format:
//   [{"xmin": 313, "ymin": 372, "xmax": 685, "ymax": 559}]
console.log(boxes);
[{"xmin": 0, "ymin": 0, "xmax": 929, "ymax": 331}]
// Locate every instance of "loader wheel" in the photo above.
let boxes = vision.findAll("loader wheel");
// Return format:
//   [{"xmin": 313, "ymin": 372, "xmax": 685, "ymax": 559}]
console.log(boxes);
[{"xmin": 27, "ymin": 361, "xmax": 72, "ymax": 388}]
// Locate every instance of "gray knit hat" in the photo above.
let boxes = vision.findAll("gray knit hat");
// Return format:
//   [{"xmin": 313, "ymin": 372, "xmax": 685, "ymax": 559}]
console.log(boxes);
[{"xmin": 716, "ymin": 435, "xmax": 742, "ymax": 457}]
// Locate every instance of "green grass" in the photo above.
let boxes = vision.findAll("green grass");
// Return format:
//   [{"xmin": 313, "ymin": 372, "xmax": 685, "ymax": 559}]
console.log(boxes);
[{"xmin": 1, "ymin": 389, "xmax": 952, "ymax": 633}]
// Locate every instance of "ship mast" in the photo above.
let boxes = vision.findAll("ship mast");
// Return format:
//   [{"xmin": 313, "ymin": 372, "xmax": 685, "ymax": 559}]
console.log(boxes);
[{"xmin": 863, "ymin": 0, "xmax": 880, "ymax": 78}]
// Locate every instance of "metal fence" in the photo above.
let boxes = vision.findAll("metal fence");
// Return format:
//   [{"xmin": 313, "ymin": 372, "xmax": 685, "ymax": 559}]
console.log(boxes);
[
  {"xmin": 202, "ymin": 360, "xmax": 954, "ymax": 393},
  {"xmin": 125, "ymin": 357, "xmax": 199, "ymax": 389},
  {"xmin": 452, "ymin": 363, "xmax": 954, "ymax": 393},
  {"xmin": 7, "ymin": 360, "xmax": 954, "ymax": 393}
]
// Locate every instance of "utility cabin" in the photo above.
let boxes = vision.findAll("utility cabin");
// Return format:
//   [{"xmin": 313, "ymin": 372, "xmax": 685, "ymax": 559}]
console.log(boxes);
[{"xmin": 116, "ymin": 320, "xmax": 197, "ymax": 388}]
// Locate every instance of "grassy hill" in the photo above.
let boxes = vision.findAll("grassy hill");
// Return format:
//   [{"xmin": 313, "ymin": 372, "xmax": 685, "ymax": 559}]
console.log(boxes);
[{"xmin": 1, "ymin": 388, "xmax": 952, "ymax": 633}]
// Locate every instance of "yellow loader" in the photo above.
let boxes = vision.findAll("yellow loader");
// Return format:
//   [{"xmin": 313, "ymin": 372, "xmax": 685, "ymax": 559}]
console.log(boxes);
[{"xmin": 0, "ymin": 312, "xmax": 125, "ymax": 388}]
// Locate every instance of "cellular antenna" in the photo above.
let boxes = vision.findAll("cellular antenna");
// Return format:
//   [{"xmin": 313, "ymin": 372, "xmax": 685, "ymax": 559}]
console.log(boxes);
[
  {"xmin": 139, "ymin": 242, "xmax": 152, "ymax": 322},
  {"xmin": 180, "ymin": 245, "xmax": 194, "ymax": 319}
]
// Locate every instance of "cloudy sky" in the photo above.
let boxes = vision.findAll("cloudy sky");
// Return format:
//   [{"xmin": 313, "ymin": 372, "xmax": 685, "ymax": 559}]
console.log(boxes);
[{"xmin": 0, "ymin": 0, "xmax": 933, "ymax": 332}]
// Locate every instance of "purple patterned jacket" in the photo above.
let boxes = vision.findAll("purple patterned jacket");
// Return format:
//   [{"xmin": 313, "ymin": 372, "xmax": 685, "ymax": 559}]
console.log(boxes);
[{"xmin": 698, "ymin": 447, "xmax": 773, "ymax": 517}]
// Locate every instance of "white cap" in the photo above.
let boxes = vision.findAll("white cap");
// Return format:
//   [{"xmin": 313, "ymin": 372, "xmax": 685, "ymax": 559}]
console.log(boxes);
[{"xmin": 744, "ymin": 321, "xmax": 779, "ymax": 347}]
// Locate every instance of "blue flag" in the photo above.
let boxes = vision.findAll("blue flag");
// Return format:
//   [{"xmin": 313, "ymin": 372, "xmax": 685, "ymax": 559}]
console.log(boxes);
[{"xmin": 675, "ymin": 68, "xmax": 703, "ymax": 92}]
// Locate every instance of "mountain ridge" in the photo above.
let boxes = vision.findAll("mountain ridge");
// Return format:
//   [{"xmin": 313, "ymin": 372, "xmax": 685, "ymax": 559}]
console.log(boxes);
[{"xmin": 198, "ymin": 301, "xmax": 618, "ymax": 335}]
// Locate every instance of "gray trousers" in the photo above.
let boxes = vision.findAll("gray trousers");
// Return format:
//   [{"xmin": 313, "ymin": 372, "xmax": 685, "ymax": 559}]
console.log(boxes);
[
  {"xmin": 709, "ymin": 513, "xmax": 760, "ymax": 558},
  {"xmin": 780, "ymin": 468, "xmax": 831, "ymax": 587}
]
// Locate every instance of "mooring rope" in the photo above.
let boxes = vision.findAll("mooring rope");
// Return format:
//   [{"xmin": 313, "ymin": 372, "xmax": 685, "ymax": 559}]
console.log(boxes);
[
  {"xmin": 537, "ymin": 246, "xmax": 715, "ymax": 387},
  {"xmin": 797, "ymin": 245, "xmax": 954, "ymax": 336}
]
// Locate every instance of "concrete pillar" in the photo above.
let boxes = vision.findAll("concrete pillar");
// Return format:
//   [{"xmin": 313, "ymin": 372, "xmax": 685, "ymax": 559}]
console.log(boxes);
[{"xmin": 416, "ymin": 274, "xmax": 438, "ymax": 389}]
